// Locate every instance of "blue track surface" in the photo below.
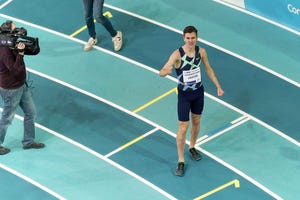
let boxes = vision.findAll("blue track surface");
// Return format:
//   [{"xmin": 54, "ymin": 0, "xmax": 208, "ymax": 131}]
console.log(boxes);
[{"xmin": 0, "ymin": 0, "xmax": 299, "ymax": 199}]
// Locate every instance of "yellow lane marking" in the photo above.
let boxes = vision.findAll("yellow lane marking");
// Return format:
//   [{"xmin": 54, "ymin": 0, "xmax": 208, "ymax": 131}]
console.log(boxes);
[
  {"xmin": 105, "ymin": 128, "xmax": 159, "ymax": 157},
  {"xmin": 70, "ymin": 11, "xmax": 113, "ymax": 37},
  {"xmin": 133, "ymin": 87, "xmax": 177, "ymax": 113},
  {"xmin": 120, "ymin": 134, "xmax": 146, "ymax": 150},
  {"xmin": 103, "ymin": 11, "xmax": 113, "ymax": 18},
  {"xmin": 194, "ymin": 179, "xmax": 240, "ymax": 200}
]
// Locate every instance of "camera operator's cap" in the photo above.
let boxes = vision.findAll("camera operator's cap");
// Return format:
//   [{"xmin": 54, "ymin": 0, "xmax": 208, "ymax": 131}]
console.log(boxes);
[{"xmin": 1, "ymin": 20, "xmax": 13, "ymax": 32}]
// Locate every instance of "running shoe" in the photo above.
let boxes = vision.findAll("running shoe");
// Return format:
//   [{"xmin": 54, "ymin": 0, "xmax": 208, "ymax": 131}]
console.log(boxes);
[
  {"xmin": 0, "ymin": 146, "xmax": 10, "ymax": 155},
  {"xmin": 23, "ymin": 142, "xmax": 45, "ymax": 150},
  {"xmin": 189, "ymin": 147, "xmax": 202, "ymax": 161},
  {"xmin": 175, "ymin": 162, "xmax": 185, "ymax": 176}
]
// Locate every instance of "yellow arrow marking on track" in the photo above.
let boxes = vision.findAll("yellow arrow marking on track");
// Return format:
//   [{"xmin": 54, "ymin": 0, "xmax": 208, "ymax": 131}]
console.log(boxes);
[
  {"xmin": 103, "ymin": 11, "xmax": 113, "ymax": 18},
  {"xmin": 70, "ymin": 11, "xmax": 113, "ymax": 37},
  {"xmin": 194, "ymin": 179, "xmax": 240, "ymax": 200}
]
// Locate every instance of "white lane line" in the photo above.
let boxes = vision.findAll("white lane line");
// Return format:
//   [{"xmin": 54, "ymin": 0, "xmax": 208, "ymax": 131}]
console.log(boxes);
[
  {"xmin": 0, "ymin": 163, "xmax": 66, "ymax": 200},
  {"xmin": 0, "ymin": 0, "xmax": 13, "ymax": 9}
]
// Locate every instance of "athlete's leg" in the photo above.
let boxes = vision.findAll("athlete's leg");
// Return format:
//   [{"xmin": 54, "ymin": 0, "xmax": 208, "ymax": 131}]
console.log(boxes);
[
  {"xmin": 177, "ymin": 121, "xmax": 189, "ymax": 162},
  {"xmin": 190, "ymin": 113, "xmax": 201, "ymax": 148}
]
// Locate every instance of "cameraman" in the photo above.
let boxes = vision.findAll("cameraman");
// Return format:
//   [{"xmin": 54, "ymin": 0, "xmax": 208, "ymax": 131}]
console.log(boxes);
[{"xmin": 0, "ymin": 21, "xmax": 44, "ymax": 155}]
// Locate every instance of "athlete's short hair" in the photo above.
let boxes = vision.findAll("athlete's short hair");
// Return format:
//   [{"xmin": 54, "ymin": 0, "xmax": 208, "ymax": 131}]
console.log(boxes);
[{"xmin": 183, "ymin": 26, "xmax": 198, "ymax": 36}]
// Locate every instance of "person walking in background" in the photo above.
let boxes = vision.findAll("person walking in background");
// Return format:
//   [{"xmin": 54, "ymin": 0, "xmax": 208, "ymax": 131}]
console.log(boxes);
[
  {"xmin": 0, "ymin": 20, "xmax": 45, "ymax": 155},
  {"xmin": 82, "ymin": 0, "xmax": 123, "ymax": 51},
  {"xmin": 159, "ymin": 26, "xmax": 224, "ymax": 176}
]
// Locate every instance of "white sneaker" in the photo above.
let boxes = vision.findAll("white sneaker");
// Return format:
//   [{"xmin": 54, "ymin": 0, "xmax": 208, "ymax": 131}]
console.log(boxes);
[
  {"xmin": 112, "ymin": 31, "xmax": 122, "ymax": 51},
  {"xmin": 83, "ymin": 37, "xmax": 98, "ymax": 51}
]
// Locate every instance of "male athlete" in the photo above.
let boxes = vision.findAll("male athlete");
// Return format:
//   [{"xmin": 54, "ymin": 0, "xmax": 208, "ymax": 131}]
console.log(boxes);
[{"xmin": 159, "ymin": 26, "xmax": 224, "ymax": 176}]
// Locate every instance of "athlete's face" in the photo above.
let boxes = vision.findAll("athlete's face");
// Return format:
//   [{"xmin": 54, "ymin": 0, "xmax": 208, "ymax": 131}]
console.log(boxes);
[{"xmin": 183, "ymin": 32, "xmax": 197, "ymax": 47}]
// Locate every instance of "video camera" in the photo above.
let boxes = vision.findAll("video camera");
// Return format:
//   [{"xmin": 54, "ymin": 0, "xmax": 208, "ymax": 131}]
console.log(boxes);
[{"xmin": 0, "ymin": 20, "xmax": 40, "ymax": 55}]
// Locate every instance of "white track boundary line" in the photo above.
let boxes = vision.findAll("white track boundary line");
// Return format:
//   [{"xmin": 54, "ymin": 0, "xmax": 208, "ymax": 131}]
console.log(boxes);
[
  {"xmin": 196, "ymin": 115, "xmax": 248, "ymax": 144},
  {"xmin": 0, "ymin": 0, "xmax": 12, "ymax": 9},
  {"xmin": 197, "ymin": 116, "xmax": 250, "ymax": 146},
  {"xmin": 231, "ymin": 115, "xmax": 248, "ymax": 124},
  {"xmin": 213, "ymin": 0, "xmax": 300, "ymax": 36}
]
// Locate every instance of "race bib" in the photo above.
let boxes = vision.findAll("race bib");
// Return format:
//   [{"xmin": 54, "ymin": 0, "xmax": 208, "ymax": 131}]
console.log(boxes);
[{"xmin": 182, "ymin": 68, "xmax": 201, "ymax": 85}]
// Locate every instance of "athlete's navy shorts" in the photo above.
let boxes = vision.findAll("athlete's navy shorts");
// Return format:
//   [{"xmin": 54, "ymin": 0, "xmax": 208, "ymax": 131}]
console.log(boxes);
[{"xmin": 177, "ymin": 85, "xmax": 204, "ymax": 121}]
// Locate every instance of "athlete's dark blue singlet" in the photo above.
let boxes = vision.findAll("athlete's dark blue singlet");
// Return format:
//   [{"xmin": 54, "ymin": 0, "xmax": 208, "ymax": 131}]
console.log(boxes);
[
  {"xmin": 176, "ymin": 46, "xmax": 202, "ymax": 91},
  {"xmin": 175, "ymin": 46, "xmax": 204, "ymax": 121}
]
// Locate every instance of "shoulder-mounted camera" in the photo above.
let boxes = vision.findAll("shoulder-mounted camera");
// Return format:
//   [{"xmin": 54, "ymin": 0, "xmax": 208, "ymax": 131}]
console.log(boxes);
[{"xmin": 0, "ymin": 20, "xmax": 40, "ymax": 55}]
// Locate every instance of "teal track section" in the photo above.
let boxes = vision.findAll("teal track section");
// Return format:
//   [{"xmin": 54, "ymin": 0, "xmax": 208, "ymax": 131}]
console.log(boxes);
[
  {"xmin": 0, "ymin": 73, "xmax": 275, "ymax": 200},
  {"xmin": 201, "ymin": 120, "xmax": 300, "ymax": 200},
  {"xmin": 110, "ymin": 130, "xmax": 275, "ymax": 200},
  {"xmin": 0, "ymin": 169, "xmax": 57, "ymax": 200},
  {"xmin": 204, "ymin": 49, "xmax": 300, "ymax": 141},
  {"xmin": 25, "ymin": 74, "xmax": 155, "ymax": 155},
  {"xmin": 2, "ymin": 0, "xmax": 298, "ymax": 142},
  {"xmin": 0, "ymin": 119, "xmax": 170, "ymax": 200}
]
